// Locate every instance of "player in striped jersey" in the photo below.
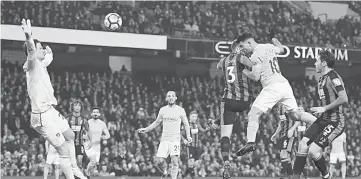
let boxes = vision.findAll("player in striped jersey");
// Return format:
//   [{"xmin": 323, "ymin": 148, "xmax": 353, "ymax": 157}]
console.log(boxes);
[
  {"xmin": 215, "ymin": 39, "xmax": 253, "ymax": 179},
  {"xmin": 292, "ymin": 50, "xmax": 348, "ymax": 179},
  {"xmin": 271, "ymin": 105, "xmax": 301, "ymax": 179},
  {"xmin": 182, "ymin": 111, "xmax": 206, "ymax": 179},
  {"xmin": 66, "ymin": 100, "xmax": 91, "ymax": 170}
]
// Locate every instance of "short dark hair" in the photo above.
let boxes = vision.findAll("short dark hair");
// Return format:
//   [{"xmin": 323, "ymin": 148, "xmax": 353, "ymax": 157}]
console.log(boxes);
[
  {"xmin": 23, "ymin": 39, "xmax": 40, "ymax": 56},
  {"xmin": 237, "ymin": 32, "xmax": 253, "ymax": 42},
  {"xmin": 92, "ymin": 107, "xmax": 100, "ymax": 111},
  {"xmin": 319, "ymin": 50, "xmax": 335, "ymax": 68},
  {"xmin": 189, "ymin": 111, "xmax": 198, "ymax": 116}
]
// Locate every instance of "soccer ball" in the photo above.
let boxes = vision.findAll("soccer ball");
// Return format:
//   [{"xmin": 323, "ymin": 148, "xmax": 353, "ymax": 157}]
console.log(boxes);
[{"xmin": 104, "ymin": 13, "xmax": 122, "ymax": 31}]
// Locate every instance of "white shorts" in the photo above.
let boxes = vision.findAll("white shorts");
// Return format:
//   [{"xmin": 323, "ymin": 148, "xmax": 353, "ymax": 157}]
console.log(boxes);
[
  {"xmin": 85, "ymin": 145, "xmax": 101, "ymax": 162},
  {"xmin": 46, "ymin": 153, "xmax": 60, "ymax": 165},
  {"xmin": 330, "ymin": 152, "xmax": 346, "ymax": 164},
  {"xmin": 31, "ymin": 107, "xmax": 66, "ymax": 147},
  {"xmin": 156, "ymin": 141, "xmax": 181, "ymax": 158},
  {"xmin": 252, "ymin": 82, "xmax": 298, "ymax": 113}
]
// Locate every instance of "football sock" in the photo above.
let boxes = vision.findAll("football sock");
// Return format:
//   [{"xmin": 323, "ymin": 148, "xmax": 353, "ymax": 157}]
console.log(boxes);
[
  {"xmin": 59, "ymin": 156, "xmax": 75, "ymax": 179},
  {"xmin": 341, "ymin": 162, "xmax": 346, "ymax": 179},
  {"xmin": 220, "ymin": 137, "xmax": 230, "ymax": 161},
  {"xmin": 281, "ymin": 161, "xmax": 288, "ymax": 175},
  {"xmin": 293, "ymin": 153, "xmax": 307, "ymax": 179},
  {"xmin": 170, "ymin": 164, "xmax": 179, "ymax": 179},
  {"xmin": 313, "ymin": 155, "xmax": 328, "ymax": 177},
  {"xmin": 44, "ymin": 164, "xmax": 49, "ymax": 179},
  {"xmin": 67, "ymin": 141, "xmax": 87, "ymax": 179},
  {"xmin": 287, "ymin": 162, "xmax": 293, "ymax": 175},
  {"xmin": 247, "ymin": 120, "xmax": 259, "ymax": 143}
]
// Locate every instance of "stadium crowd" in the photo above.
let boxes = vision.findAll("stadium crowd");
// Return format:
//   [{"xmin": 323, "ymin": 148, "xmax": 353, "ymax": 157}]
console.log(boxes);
[
  {"xmin": 1, "ymin": 60, "xmax": 361, "ymax": 177},
  {"xmin": 1, "ymin": 1, "xmax": 361, "ymax": 48}
]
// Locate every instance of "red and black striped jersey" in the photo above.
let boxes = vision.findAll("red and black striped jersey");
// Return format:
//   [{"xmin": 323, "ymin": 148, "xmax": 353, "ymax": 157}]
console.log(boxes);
[
  {"xmin": 66, "ymin": 113, "xmax": 88, "ymax": 145},
  {"xmin": 317, "ymin": 70, "xmax": 346, "ymax": 122},
  {"xmin": 278, "ymin": 105, "xmax": 295, "ymax": 138},
  {"xmin": 189, "ymin": 122, "xmax": 200, "ymax": 147},
  {"xmin": 218, "ymin": 53, "xmax": 252, "ymax": 101}
]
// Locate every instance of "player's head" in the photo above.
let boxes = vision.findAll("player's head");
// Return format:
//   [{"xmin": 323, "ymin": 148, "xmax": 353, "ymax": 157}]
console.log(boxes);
[
  {"xmin": 315, "ymin": 50, "xmax": 335, "ymax": 73},
  {"xmin": 189, "ymin": 111, "xmax": 198, "ymax": 123},
  {"xmin": 166, "ymin": 91, "xmax": 177, "ymax": 105},
  {"xmin": 237, "ymin": 32, "xmax": 256, "ymax": 53},
  {"xmin": 71, "ymin": 100, "xmax": 83, "ymax": 113},
  {"xmin": 22, "ymin": 39, "xmax": 46, "ymax": 60},
  {"xmin": 91, "ymin": 107, "xmax": 101, "ymax": 119}
]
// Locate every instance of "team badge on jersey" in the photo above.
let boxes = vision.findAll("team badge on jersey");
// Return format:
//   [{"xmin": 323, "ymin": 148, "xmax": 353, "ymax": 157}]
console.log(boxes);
[{"xmin": 332, "ymin": 78, "xmax": 342, "ymax": 86}]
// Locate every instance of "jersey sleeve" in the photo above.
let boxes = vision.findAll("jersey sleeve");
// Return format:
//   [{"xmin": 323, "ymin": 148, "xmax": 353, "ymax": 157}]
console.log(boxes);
[
  {"xmin": 329, "ymin": 74, "xmax": 345, "ymax": 93},
  {"xmin": 272, "ymin": 44, "xmax": 282, "ymax": 54}
]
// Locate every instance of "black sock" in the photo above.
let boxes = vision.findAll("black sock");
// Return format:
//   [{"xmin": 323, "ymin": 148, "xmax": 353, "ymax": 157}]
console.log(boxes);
[
  {"xmin": 287, "ymin": 162, "xmax": 293, "ymax": 175},
  {"xmin": 302, "ymin": 169, "xmax": 308, "ymax": 178},
  {"xmin": 313, "ymin": 155, "xmax": 328, "ymax": 176},
  {"xmin": 281, "ymin": 161, "xmax": 288, "ymax": 175},
  {"xmin": 293, "ymin": 153, "xmax": 307, "ymax": 179},
  {"xmin": 221, "ymin": 137, "xmax": 230, "ymax": 161},
  {"xmin": 189, "ymin": 166, "xmax": 195, "ymax": 177}
]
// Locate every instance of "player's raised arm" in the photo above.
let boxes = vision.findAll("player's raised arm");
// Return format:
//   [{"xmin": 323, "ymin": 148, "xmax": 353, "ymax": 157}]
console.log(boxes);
[
  {"xmin": 242, "ymin": 56, "xmax": 261, "ymax": 81},
  {"xmin": 22, "ymin": 19, "xmax": 36, "ymax": 70},
  {"xmin": 180, "ymin": 109, "xmax": 192, "ymax": 143},
  {"xmin": 271, "ymin": 120, "xmax": 282, "ymax": 142},
  {"xmin": 138, "ymin": 108, "xmax": 163, "ymax": 133},
  {"xmin": 271, "ymin": 38, "xmax": 284, "ymax": 54}
]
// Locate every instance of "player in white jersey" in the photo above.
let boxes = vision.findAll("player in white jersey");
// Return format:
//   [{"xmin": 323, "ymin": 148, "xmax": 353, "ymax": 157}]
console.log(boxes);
[
  {"xmin": 44, "ymin": 140, "xmax": 60, "ymax": 179},
  {"xmin": 138, "ymin": 91, "xmax": 192, "ymax": 179},
  {"xmin": 85, "ymin": 108, "xmax": 110, "ymax": 178},
  {"xmin": 235, "ymin": 32, "xmax": 316, "ymax": 156},
  {"xmin": 21, "ymin": 19, "xmax": 77, "ymax": 179},
  {"xmin": 329, "ymin": 132, "xmax": 347, "ymax": 179}
]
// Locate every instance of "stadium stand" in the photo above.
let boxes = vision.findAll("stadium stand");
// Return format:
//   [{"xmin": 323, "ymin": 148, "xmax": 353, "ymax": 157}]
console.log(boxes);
[
  {"xmin": 1, "ymin": 1, "xmax": 361, "ymax": 47},
  {"xmin": 1, "ymin": 60, "xmax": 361, "ymax": 177}
]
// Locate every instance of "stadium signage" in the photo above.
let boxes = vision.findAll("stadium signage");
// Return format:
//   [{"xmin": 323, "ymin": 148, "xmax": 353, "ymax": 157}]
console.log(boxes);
[{"xmin": 215, "ymin": 41, "xmax": 349, "ymax": 61}]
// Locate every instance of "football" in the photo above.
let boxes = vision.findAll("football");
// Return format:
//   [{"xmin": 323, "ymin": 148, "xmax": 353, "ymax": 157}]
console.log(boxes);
[{"xmin": 104, "ymin": 13, "xmax": 122, "ymax": 31}]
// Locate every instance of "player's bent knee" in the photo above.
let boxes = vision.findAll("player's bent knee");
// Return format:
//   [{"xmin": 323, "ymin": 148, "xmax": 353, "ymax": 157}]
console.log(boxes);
[
  {"xmin": 308, "ymin": 143, "xmax": 322, "ymax": 159},
  {"xmin": 220, "ymin": 125, "xmax": 233, "ymax": 138},
  {"xmin": 248, "ymin": 107, "xmax": 263, "ymax": 121},
  {"xmin": 280, "ymin": 150, "xmax": 290, "ymax": 161},
  {"xmin": 55, "ymin": 143, "xmax": 69, "ymax": 156},
  {"xmin": 171, "ymin": 156, "xmax": 179, "ymax": 165},
  {"xmin": 298, "ymin": 138, "xmax": 310, "ymax": 153}
]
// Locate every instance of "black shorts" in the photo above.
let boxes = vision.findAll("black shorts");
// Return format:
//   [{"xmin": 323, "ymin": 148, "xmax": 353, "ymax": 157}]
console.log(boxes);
[
  {"xmin": 75, "ymin": 145, "xmax": 85, "ymax": 156},
  {"xmin": 187, "ymin": 146, "xmax": 201, "ymax": 160},
  {"xmin": 278, "ymin": 136, "xmax": 296, "ymax": 153},
  {"xmin": 304, "ymin": 119, "xmax": 345, "ymax": 149},
  {"xmin": 220, "ymin": 98, "xmax": 251, "ymax": 125}
]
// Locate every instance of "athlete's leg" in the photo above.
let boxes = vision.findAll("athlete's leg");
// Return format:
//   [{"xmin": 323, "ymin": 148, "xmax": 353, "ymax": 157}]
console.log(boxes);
[
  {"xmin": 54, "ymin": 164, "xmax": 60, "ymax": 179},
  {"xmin": 62, "ymin": 126, "xmax": 87, "ymax": 179},
  {"xmin": 292, "ymin": 120, "xmax": 322, "ymax": 179},
  {"xmin": 77, "ymin": 154, "xmax": 84, "ymax": 169},
  {"xmin": 34, "ymin": 110, "xmax": 75, "ymax": 179},
  {"xmin": 44, "ymin": 163, "xmax": 51, "ymax": 179},
  {"xmin": 170, "ymin": 155, "xmax": 179, "ymax": 179},
  {"xmin": 340, "ymin": 160, "xmax": 346, "ymax": 179}
]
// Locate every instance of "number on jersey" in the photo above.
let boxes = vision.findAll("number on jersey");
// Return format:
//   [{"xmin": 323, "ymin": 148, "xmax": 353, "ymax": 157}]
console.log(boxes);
[
  {"xmin": 227, "ymin": 66, "xmax": 236, "ymax": 83},
  {"xmin": 269, "ymin": 57, "xmax": 280, "ymax": 73}
]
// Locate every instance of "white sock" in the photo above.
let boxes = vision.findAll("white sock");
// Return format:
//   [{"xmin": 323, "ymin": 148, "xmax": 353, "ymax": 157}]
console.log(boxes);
[
  {"xmin": 170, "ymin": 165, "xmax": 178, "ymax": 179},
  {"xmin": 59, "ymin": 156, "xmax": 75, "ymax": 179},
  {"xmin": 247, "ymin": 120, "xmax": 259, "ymax": 143},
  {"xmin": 68, "ymin": 141, "xmax": 86, "ymax": 179}
]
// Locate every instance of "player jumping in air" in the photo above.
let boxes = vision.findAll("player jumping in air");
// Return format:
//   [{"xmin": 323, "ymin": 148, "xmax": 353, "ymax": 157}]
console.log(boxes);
[
  {"xmin": 235, "ymin": 32, "xmax": 316, "ymax": 156},
  {"xmin": 85, "ymin": 108, "xmax": 110, "ymax": 178},
  {"xmin": 329, "ymin": 132, "xmax": 347, "ymax": 179},
  {"xmin": 44, "ymin": 140, "xmax": 60, "ymax": 179},
  {"xmin": 182, "ymin": 111, "xmax": 206, "ymax": 179},
  {"xmin": 66, "ymin": 100, "xmax": 91, "ymax": 170},
  {"xmin": 271, "ymin": 104, "xmax": 301, "ymax": 179},
  {"xmin": 137, "ymin": 91, "xmax": 192, "ymax": 179},
  {"xmin": 212, "ymin": 39, "xmax": 255, "ymax": 179},
  {"xmin": 292, "ymin": 50, "xmax": 348, "ymax": 179},
  {"xmin": 22, "ymin": 18, "xmax": 79, "ymax": 179}
]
